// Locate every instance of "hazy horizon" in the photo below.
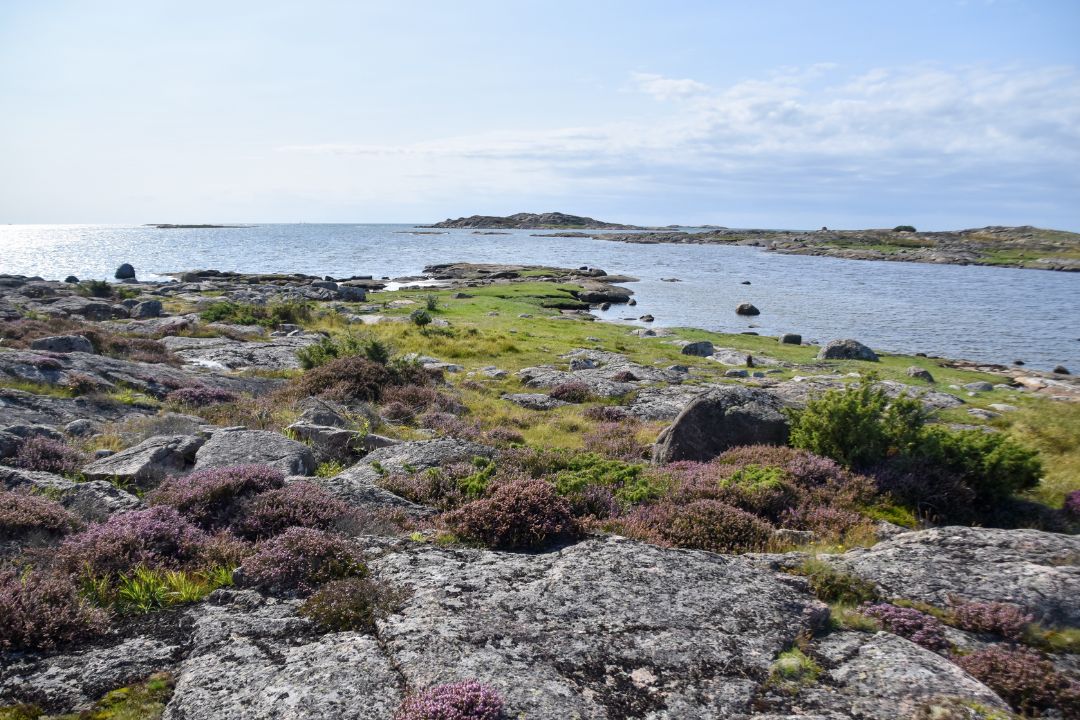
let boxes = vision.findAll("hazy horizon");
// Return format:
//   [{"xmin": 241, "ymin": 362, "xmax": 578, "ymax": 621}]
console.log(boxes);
[{"xmin": 2, "ymin": 1, "xmax": 1078, "ymax": 229}]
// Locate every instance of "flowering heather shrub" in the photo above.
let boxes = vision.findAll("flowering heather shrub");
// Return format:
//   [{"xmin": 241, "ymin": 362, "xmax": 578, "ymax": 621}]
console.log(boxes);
[
  {"xmin": 484, "ymin": 427, "xmax": 525, "ymax": 447},
  {"xmin": 148, "ymin": 465, "xmax": 285, "ymax": 531},
  {"xmin": 419, "ymin": 411, "xmax": 483, "ymax": 441},
  {"xmin": 7, "ymin": 436, "xmax": 88, "ymax": 475},
  {"xmin": 382, "ymin": 401, "xmax": 417, "ymax": 423},
  {"xmin": 549, "ymin": 382, "xmax": 591, "ymax": 403},
  {"xmin": 395, "ymin": 680, "xmax": 505, "ymax": 720},
  {"xmin": 859, "ymin": 603, "xmax": 948, "ymax": 652},
  {"xmin": 240, "ymin": 527, "xmax": 367, "ymax": 594},
  {"xmin": 199, "ymin": 530, "xmax": 254, "ymax": 569},
  {"xmin": 0, "ymin": 490, "xmax": 82, "ymax": 541},
  {"xmin": 949, "ymin": 600, "xmax": 1034, "ymax": 641},
  {"xmin": 582, "ymin": 405, "xmax": 629, "ymax": 422},
  {"xmin": 779, "ymin": 503, "xmax": 869, "ymax": 540},
  {"xmin": 291, "ymin": 355, "xmax": 429, "ymax": 403},
  {"xmin": 57, "ymin": 506, "xmax": 208, "ymax": 580},
  {"xmin": 382, "ymin": 385, "xmax": 463, "ymax": 415},
  {"xmin": 298, "ymin": 576, "xmax": 404, "ymax": 632},
  {"xmin": 954, "ymin": 646, "xmax": 1080, "ymax": 716},
  {"xmin": 566, "ymin": 484, "xmax": 619, "ymax": 520},
  {"xmin": 1065, "ymin": 490, "xmax": 1080, "ymax": 519},
  {"xmin": 445, "ymin": 479, "xmax": 579, "ymax": 551},
  {"xmin": 165, "ymin": 385, "xmax": 240, "ymax": 407},
  {"xmin": 610, "ymin": 370, "xmax": 638, "ymax": 383},
  {"xmin": 582, "ymin": 421, "xmax": 649, "ymax": 462},
  {"xmin": 232, "ymin": 481, "xmax": 353, "ymax": 540},
  {"xmin": 0, "ymin": 566, "xmax": 109, "ymax": 651},
  {"xmin": 617, "ymin": 499, "xmax": 773, "ymax": 554}
]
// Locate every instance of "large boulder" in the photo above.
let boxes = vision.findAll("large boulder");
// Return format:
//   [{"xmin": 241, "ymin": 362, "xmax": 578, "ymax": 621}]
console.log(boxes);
[
  {"xmin": 652, "ymin": 386, "xmax": 790, "ymax": 463},
  {"xmin": 82, "ymin": 434, "xmax": 205, "ymax": 489},
  {"xmin": 817, "ymin": 338, "xmax": 879, "ymax": 361},
  {"xmin": 0, "ymin": 466, "xmax": 141, "ymax": 522},
  {"xmin": 284, "ymin": 420, "xmax": 397, "ymax": 463},
  {"xmin": 336, "ymin": 438, "xmax": 495, "ymax": 485},
  {"xmin": 194, "ymin": 429, "xmax": 316, "ymax": 476},
  {"xmin": 29, "ymin": 335, "xmax": 94, "ymax": 354},
  {"xmin": 131, "ymin": 300, "xmax": 162, "ymax": 319},
  {"xmin": 829, "ymin": 526, "xmax": 1080, "ymax": 626},
  {"xmin": 114, "ymin": 263, "xmax": 136, "ymax": 280},
  {"xmin": 681, "ymin": 340, "xmax": 715, "ymax": 357},
  {"xmin": 735, "ymin": 302, "xmax": 760, "ymax": 316}
]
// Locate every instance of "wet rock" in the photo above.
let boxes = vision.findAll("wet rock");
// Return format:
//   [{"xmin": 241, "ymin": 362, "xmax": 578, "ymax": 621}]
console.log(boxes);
[
  {"xmin": 735, "ymin": 302, "xmax": 760, "ymax": 316},
  {"xmin": 653, "ymin": 386, "xmax": 790, "ymax": 463},
  {"xmin": 29, "ymin": 335, "xmax": 94, "ymax": 354},
  {"xmin": 82, "ymin": 434, "xmax": 205, "ymax": 489},
  {"xmin": 114, "ymin": 263, "xmax": 136, "ymax": 280},
  {"xmin": 906, "ymin": 366, "xmax": 935, "ymax": 382},
  {"xmin": 194, "ymin": 429, "xmax": 316, "ymax": 477},
  {"xmin": 828, "ymin": 526, "xmax": 1080, "ymax": 626},
  {"xmin": 131, "ymin": 300, "xmax": 163, "ymax": 319},
  {"xmin": 779, "ymin": 333, "xmax": 802, "ymax": 345},
  {"xmin": 681, "ymin": 340, "xmax": 715, "ymax": 357},
  {"xmin": 817, "ymin": 339, "xmax": 879, "ymax": 361}
]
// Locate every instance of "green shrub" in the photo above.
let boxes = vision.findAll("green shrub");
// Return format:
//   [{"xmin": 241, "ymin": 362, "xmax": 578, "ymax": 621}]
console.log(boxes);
[
  {"xmin": 409, "ymin": 309, "xmax": 432, "ymax": 327},
  {"xmin": 296, "ymin": 333, "xmax": 392, "ymax": 369},
  {"xmin": 199, "ymin": 301, "xmax": 311, "ymax": 328},
  {"xmin": 893, "ymin": 225, "xmax": 917, "ymax": 232},
  {"xmin": 424, "ymin": 294, "xmax": 439, "ymax": 312},
  {"xmin": 788, "ymin": 379, "xmax": 926, "ymax": 470},
  {"xmin": 768, "ymin": 647, "xmax": 821, "ymax": 691},
  {"xmin": 913, "ymin": 427, "xmax": 1042, "ymax": 504},
  {"xmin": 298, "ymin": 577, "xmax": 404, "ymax": 632},
  {"xmin": 795, "ymin": 558, "xmax": 879, "ymax": 605},
  {"xmin": 75, "ymin": 279, "xmax": 113, "ymax": 298}
]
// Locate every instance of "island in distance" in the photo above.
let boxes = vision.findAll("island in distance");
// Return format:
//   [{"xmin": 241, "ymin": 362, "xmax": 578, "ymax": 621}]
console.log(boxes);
[{"xmin": 426, "ymin": 212, "xmax": 1080, "ymax": 271}]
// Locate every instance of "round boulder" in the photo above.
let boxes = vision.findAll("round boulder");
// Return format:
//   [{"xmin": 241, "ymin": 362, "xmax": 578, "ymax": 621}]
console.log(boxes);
[
  {"xmin": 817, "ymin": 339, "xmax": 879, "ymax": 362},
  {"xmin": 735, "ymin": 303, "xmax": 760, "ymax": 316},
  {"xmin": 906, "ymin": 366, "xmax": 935, "ymax": 383},
  {"xmin": 114, "ymin": 263, "xmax": 136, "ymax": 280},
  {"xmin": 64, "ymin": 275, "xmax": 79, "ymax": 284},
  {"xmin": 681, "ymin": 341, "xmax": 715, "ymax": 357},
  {"xmin": 779, "ymin": 333, "xmax": 802, "ymax": 345},
  {"xmin": 1053, "ymin": 365, "xmax": 1071, "ymax": 375},
  {"xmin": 29, "ymin": 334, "xmax": 94, "ymax": 354},
  {"xmin": 131, "ymin": 300, "xmax": 163, "ymax": 319}
]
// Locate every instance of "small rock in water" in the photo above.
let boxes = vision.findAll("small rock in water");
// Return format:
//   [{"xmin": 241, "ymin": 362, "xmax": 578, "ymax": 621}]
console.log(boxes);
[
  {"xmin": 1053, "ymin": 365, "xmax": 1071, "ymax": 375},
  {"xmin": 640, "ymin": 314, "xmax": 654, "ymax": 322},
  {"xmin": 628, "ymin": 298, "xmax": 637, "ymax": 306},
  {"xmin": 740, "ymin": 280, "xmax": 751, "ymax": 285},
  {"xmin": 1013, "ymin": 359, "xmax": 1025, "ymax": 365},
  {"xmin": 114, "ymin": 263, "xmax": 136, "ymax": 280},
  {"xmin": 64, "ymin": 275, "xmax": 79, "ymax": 283},
  {"xmin": 735, "ymin": 302, "xmax": 760, "ymax": 316}
]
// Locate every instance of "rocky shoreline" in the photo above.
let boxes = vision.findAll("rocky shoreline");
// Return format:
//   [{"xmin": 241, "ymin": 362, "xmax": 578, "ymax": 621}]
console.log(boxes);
[{"xmin": 1, "ymin": 265, "xmax": 1078, "ymax": 719}]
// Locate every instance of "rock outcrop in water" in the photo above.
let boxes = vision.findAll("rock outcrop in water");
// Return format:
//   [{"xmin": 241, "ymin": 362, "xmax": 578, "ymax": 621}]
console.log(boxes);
[{"xmin": 424, "ymin": 212, "xmax": 643, "ymax": 230}]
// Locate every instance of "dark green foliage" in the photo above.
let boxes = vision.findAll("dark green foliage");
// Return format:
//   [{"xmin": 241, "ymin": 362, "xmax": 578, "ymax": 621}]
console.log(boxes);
[
  {"xmin": 199, "ymin": 300, "xmax": 311, "ymax": 328},
  {"xmin": 795, "ymin": 558, "xmax": 880, "ymax": 605},
  {"xmin": 409, "ymin": 309, "xmax": 432, "ymax": 327},
  {"xmin": 296, "ymin": 333, "xmax": 392, "ymax": 369},
  {"xmin": 424, "ymin": 294, "xmax": 439, "ymax": 312},
  {"xmin": 298, "ymin": 577, "xmax": 404, "ymax": 632},
  {"xmin": 75, "ymin": 279, "xmax": 113, "ymax": 298},
  {"xmin": 893, "ymin": 225, "xmax": 917, "ymax": 232},
  {"xmin": 911, "ymin": 427, "xmax": 1042, "ymax": 504},
  {"xmin": 788, "ymin": 380, "xmax": 926, "ymax": 470}
]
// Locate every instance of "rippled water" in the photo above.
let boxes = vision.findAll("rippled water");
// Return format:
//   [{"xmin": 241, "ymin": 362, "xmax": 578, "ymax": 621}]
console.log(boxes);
[{"xmin": 1, "ymin": 223, "xmax": 1077, "ymax": 370}]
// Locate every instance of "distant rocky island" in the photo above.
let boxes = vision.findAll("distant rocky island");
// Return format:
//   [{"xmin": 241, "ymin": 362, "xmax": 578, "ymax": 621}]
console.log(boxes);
[
  {"xmin": 430, "ymin": 214, "xmax": 1080, "ymax": 271},
  {"xmin": 423, "ymin": 211, "xmax": 643, "ymax": 230},
  {"xmin": 146, "ymin": 224, "xmax": 248, "ymax": 229}
]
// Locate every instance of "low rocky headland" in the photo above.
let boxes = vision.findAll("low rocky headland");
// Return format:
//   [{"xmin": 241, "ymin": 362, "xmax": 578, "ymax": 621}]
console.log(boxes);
[{"xmin": 1, "ymin": 265, "xmax": 1078, "ymax": 719}]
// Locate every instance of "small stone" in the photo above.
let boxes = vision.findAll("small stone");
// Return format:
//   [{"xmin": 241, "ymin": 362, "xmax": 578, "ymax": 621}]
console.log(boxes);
[
  {"xmin": 735, "ymin": 302, "xmax": 760, "ymax": 316},
  {"xmin": 628, "ymin": 299, "xmax": 637, "ymax": 306},
  {"xmin": 1053, "ymin": 365, "xmax": 1071, "ymax": 375},
  {"xmin": 779, "ymin": 333, "xmax": 801, "ymax": 345},
  {"xmin": 114, "ymin": 263, "xmax": 136, "ymax": 280},
  {"xmin": 65, "ymin": 419, "xmax": 97, "ymax": 437},
  {"xmin": 640, "ymin": 314, "xmax": 654, "ymax": 322},
  {"xmin": 740, "ymin": 281, "xmax": 751, "ymax": 285},
  {"xmin": 724, "ymin": 369, "xmax": 749, "ymax": 378},
  {"xmin": 906, "ymin": 366, "xmax": 935, "ymax": 383}
]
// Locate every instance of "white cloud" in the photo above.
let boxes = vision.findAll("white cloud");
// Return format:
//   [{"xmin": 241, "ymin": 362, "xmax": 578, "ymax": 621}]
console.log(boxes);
[
  {"xmin": 630, "ymin": 72, "xmax": 710, "ymax": 101},
  {"xmin": 278, "ymin": 63, "xmax": 1080, "ymax": 224}
]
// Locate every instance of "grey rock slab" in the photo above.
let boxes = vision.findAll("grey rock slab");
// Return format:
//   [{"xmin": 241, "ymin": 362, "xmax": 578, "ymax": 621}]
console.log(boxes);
[
  {"xmin": 791, "ymin": 631, "xmax": 1008, "ymax": 719},
  {"xmin": 0, "ymin": 387, "xmax": 151, "ymax": 428},
  {"xmin": 502, "ymin": 392, "xmax": 570, "ymax": 410},
  {"xmin": 29, "ymin": 335, "xmax": 95, "ymax": 354},
  {"xmin": 0, "ymin": 466, "xmax": 142, "ymax": 521},
  {"xmin": 194, "ymin": 429, "xmax": 316, "ymax": 476},
  {"xmin": 829, "ymin": 526, "xmax": 1080, "ymax": 625},
  {"xmin": 373, "ymin": 536, "xmax": 828, "ymax": 719},
  {"xmin": 160, "ymin": 334, "xmax": 319, "ymax": 371},
  {"xmin": 624, "ymin": 385, "xmax": 714, "ymax": 422},
  {"xmin": 337, "ymin": 438, "xmax": 495, "ymax": 485},
  {"xmin": 82, "ymin": 434, "xmax": 205, "ymax": 488},
  {"xmin": 0, "ymin": 635, "xmax": 185, "ymax": 713},
  {"xmin": 163, "ymin": 590, "xmax": 401, "ymax": 720},
  {"xmin": 653, "ymin": 386, "xmax": 790, "ymax": 463}
]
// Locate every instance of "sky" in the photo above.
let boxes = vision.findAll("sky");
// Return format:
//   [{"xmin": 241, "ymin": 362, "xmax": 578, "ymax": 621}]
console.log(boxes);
[{"xmin": 1, "ymin": 0, "xmax": 1078, "ymax": 229}]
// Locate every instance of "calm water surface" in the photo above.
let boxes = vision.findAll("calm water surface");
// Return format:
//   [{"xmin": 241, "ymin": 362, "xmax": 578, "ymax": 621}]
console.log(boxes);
[{"xmin": 1, "ymin": 223, "xmax": 1077, "ymax": 370}]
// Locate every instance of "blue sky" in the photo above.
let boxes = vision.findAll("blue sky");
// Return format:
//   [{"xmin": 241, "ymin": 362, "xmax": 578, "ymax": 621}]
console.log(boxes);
[{"xmin": 1, "ymin": 0, "xmax": 1078, "ymax": 228}]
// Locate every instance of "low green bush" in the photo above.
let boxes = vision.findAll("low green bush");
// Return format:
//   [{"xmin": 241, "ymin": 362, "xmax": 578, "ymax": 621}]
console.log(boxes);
[
  {"xmin": 794, "ymin": 558, "xmax": 879, "ymax": 605},
  {"xmin": 296, "ymin": 333, "xmax": 392, "ymax": 369},
  {"xmin": 199, "ymin": 301, "xmax": 311, "ymax": 328}
]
